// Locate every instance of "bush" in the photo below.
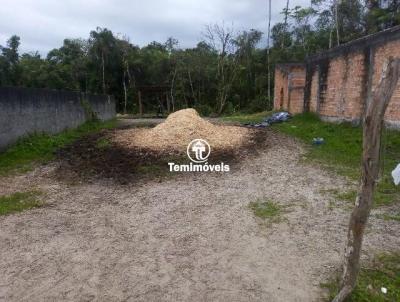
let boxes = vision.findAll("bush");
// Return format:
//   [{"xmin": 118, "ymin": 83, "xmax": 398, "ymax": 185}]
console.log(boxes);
[
  {"xmin": 194, "ymin": 104, "xmax": 213, "ymax": 116},
  {"xmin": 246, "ymin": 96, "xmax": 270, "ymax": 113},
  {"xmin": 222, "ymin": 101, "xmax": 235, "ymax": 115}
]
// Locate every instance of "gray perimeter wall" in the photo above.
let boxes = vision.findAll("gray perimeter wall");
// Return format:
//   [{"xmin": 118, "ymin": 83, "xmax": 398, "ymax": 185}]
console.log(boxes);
[{"xmin": 0, "ymin": 87, "xmax": 116, "ymax": 149}]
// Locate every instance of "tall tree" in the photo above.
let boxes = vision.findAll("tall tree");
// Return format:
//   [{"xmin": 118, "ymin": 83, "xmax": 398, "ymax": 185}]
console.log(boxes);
[
  {"xmin": 203, "ymin": 23, "xmax": 240, "ymax": 114},
  {"xmin": 89, "ymin": 27, "xmax": 118, "ymax": 94},
  {"xmin": 267, "ymin": 0, "xmax": 272, "ymax": 108},
  {"xmin": 0, "ymin": 35, "xmax": 21, "ymax": 85}
]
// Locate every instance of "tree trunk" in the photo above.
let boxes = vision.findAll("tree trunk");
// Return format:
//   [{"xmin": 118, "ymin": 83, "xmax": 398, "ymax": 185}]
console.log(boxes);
[
  {"xmin": 170, "ymin": 68, "xmax": 176, "ymax": 112},
  {"xmin": 332, "ymin": 58, "xmax": 400, "ymax": 302},
  {"xmin": 166, "ymin": 93, "xmax": 170, "ymax": 113},
  {"xmin": 267, "ymin": 0, "xmax": 272, "ymax": 109},
  {"xmin": 138, "ymin": 90, "xmax": 143, "ymax": 116},
  {"xmin": 281, "ymin": 0, "xmax": 290, "ymax": 48},
  {"xmin": 101, "ymin": 51, "xmax": 106, "ymax": 94},
  {"xmin": 335, "ymin": 0, "xmax": 340, "ymax": 46},
  {"xmin": 188, "ymin": 70, "xmax": 196, "ymax": 105},
  {"xmin": 123, "ymin": 72, "xmax": 128, "ymax": 115},
  {"xmin": 217, "ymin": 89, "xmax": 226, "ymax": 115}
]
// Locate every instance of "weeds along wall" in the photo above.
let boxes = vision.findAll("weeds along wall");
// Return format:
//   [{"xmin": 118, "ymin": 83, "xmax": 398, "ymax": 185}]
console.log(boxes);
[
  {"xmin": 274, "ymin": 25, "xmax": 400, "ymax": 129},
  {"xmin": 0, "ymin": 87, "xmax": 116, "ymax": 149}
]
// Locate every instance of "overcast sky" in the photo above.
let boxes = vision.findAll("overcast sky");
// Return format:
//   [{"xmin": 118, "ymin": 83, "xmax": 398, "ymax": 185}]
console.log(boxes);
[{"xmin": 0, "ymin": 0, "xmax": 310, "ymax": 55}]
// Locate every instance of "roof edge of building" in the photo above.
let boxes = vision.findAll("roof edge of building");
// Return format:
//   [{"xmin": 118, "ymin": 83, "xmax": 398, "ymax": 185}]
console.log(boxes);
[
  {"xmin": 275, "ymin": 63, "xmax": 305, "ymax": 73},
  {"xmin": 306, "ymin": 25, "xmax": 400, "ymax": 63}
]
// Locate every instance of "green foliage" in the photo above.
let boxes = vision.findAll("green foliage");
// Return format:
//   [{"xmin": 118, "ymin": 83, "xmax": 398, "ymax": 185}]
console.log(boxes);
[
  {"xmin": 0, "ymin": 191, "xmax": 43, "ymax": 215},
  {"xmin": 273, "ymin": 113, "xmax": 400, "ymax": 206},
  {"xmin": 0, "ymin": 119, "xmax": 116, "ymax": 175},
  {"xmin": 248, "ymin": 200, "xmax": 285, "ymax": 222},
  {"xmin": 222, "ymin": 102, "xmax": 235, "ymax": 115},
  {"xmin": 322, "ymin": 253, "xmax": 400, "ymax": 301},
  {"xmin": 194, "ymin": 104, "xmax": 213, "ymax": 116},
  {"xmin": 377, "ymin": 212, "xmax": 400, "ymax": 222},
  {"xmin": 95, "ymin": 137, "xmax": 111, "ymax": 149},
  {"xmin": 0, "ymin": 1, "xmax": 399, "ymax": 114},
  {"xmin": 246, "ymin": 96, "xmax": 270, "ymax": 113}
]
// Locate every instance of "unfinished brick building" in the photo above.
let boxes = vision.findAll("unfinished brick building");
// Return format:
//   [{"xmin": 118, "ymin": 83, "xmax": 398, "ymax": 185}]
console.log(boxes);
[{"xmin": 274, "ymin": 25, "xmax": 400, "ymax": 129}]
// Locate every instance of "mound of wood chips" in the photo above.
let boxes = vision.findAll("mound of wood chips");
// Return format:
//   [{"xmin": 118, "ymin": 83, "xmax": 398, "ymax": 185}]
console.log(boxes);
[{"xmin": 113, "ymin": 108, "xmax": 253, "ymax": 152}]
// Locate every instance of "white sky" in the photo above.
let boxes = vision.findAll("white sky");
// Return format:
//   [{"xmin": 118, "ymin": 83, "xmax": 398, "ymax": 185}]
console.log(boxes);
[{"xmin": 0, "ymin": 0, "xmax": 310, "ymax": 55}]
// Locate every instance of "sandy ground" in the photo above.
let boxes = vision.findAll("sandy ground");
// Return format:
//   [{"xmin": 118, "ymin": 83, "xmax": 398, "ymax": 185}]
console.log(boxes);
[{"xmin": 0, "ymin": 130, "xmax": 399, "ymax": 302}]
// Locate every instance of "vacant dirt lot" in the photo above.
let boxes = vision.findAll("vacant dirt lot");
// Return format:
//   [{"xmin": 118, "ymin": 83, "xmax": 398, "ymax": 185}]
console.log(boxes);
[{"xmin": 0, "ymin": 126, "xmax": 399, "ymax": 302}]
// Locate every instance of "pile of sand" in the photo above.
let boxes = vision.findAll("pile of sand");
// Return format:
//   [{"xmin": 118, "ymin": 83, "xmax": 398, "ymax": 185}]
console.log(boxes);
[{"xmin": 113, "ymin": 109, "xmax": 253, "ymax": 152}]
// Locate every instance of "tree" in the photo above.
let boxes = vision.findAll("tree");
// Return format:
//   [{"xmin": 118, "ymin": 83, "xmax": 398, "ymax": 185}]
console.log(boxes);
[
  {"xmin": 365, "ymin": 0, "xmax": 400, "ymax": 33},
  {"xmin": 0, "ymin": 35, "xmax": 21, "ymax": 85},
  {"xmin": 333, "ymin": 58, "xmax": 400, "ymax": 302},
  {"xmin": 2, "ymin": 6, "xmax": 400, "ymax": 115},
  {"xmin": 47, "ymin": 38, "xmax": 89, "ymax": 91},
  {"xmin": 203, "ymin": 23, "xmax": 240, "ymax": 114},
  {"xmin": 267, "ymin": 0, "xmax": 272, "ymax": 108},
  {"xmin": 89, "ymin": 27, "xmax": 118, "ymax": 94}
]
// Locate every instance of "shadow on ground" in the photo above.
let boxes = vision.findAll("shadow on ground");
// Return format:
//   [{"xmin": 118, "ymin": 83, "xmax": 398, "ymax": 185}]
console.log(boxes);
[{"xmin": 54, "ymin": 126, "xmax": 268, "ymax": 185}]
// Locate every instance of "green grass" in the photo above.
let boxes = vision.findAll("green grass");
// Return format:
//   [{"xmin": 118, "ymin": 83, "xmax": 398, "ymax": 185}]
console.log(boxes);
[
  {"xmin": 248, "ymin": 200, "xmax": 285, "ymax": 222},
  {"xmin": 223, "ymin": 111, "xmax": 399, "ymax": 206},
  {"xmin": 376, "ymin": 212, "xmax": 400, "ymax": 222},
  {"xmin": 270, "ymin": 113, "xmax": 399, "ymax": 206},
  {"xmin": 95, "ymin": 137, "xmax": 111, "ymax": 149},
  {"xmin": 0, "ymin": 119, "xmax": 116, "ymax": 175},
  {"xmin": 222, "ymin": 111, "xmax": 272, "ymax": 124},
  {"xmin": 0, "ymin": 191, "xmax": 43, "ymax": 215},
  {"xmin": 322, "ymin": 253, "xmax": 400, "ymax": 301}
]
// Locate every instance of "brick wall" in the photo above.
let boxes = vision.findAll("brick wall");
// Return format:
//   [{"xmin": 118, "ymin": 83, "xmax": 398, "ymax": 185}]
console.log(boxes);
[
  {"xmin": 274, "ymin": 68, "xmax": 287, "ymax": 110},
  {"xmin": 273, "ymin": 64, "xmax": 306, "ymax": 114},
  {"xmin": 316, "ymin": 52, "xmax": 366, "ymax": 121},
  {"xmin": 373, "ymin": 40, "xmax": 400, "ymax": 124},
  {"xmin": 274, "ymin": 26, "xmax": 400, "ymax": 128}
]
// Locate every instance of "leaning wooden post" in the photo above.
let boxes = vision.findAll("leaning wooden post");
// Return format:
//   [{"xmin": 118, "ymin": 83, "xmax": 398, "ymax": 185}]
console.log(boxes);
[{"xmin": 333, "ymin": 58, "xmax": 400, "ymax": 302}]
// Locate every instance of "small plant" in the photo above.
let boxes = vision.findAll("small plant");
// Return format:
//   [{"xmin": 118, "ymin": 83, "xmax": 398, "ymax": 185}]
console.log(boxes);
[
  {"xmin": 96, "ymin": 137, "xmax": 111, "ymax": 149},
  {"xmin": 0, "ymin": 190, "xmax": 43, "ymax": 215},
  {"xmin": 322, "ymin": 253, "xmax": 400, "ymax": 301},
  {"xmin": 249, "ymin": 199, "xmax": 284, "ymax": 222},
  {"xmin": 376, "ymin": 212, "xmax": 400, "ymax": 222}
]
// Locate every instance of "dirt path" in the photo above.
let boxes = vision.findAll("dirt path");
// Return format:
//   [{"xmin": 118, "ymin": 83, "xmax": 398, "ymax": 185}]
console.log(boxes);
[{"xmin": 0, "ymin": 130, "xmax": 399, "ymax": 302}]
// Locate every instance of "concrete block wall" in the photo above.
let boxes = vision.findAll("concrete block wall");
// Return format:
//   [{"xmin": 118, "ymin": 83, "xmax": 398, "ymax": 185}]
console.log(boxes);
[{"xmin": 0, "ymin": 87, "xmax": 116, "ymax": 149}]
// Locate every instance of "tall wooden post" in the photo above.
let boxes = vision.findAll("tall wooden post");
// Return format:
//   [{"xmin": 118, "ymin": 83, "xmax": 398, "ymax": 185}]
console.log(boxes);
[{"xmin": 333, "ymin": 58, "xmax": 400, "ymax": 302}]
